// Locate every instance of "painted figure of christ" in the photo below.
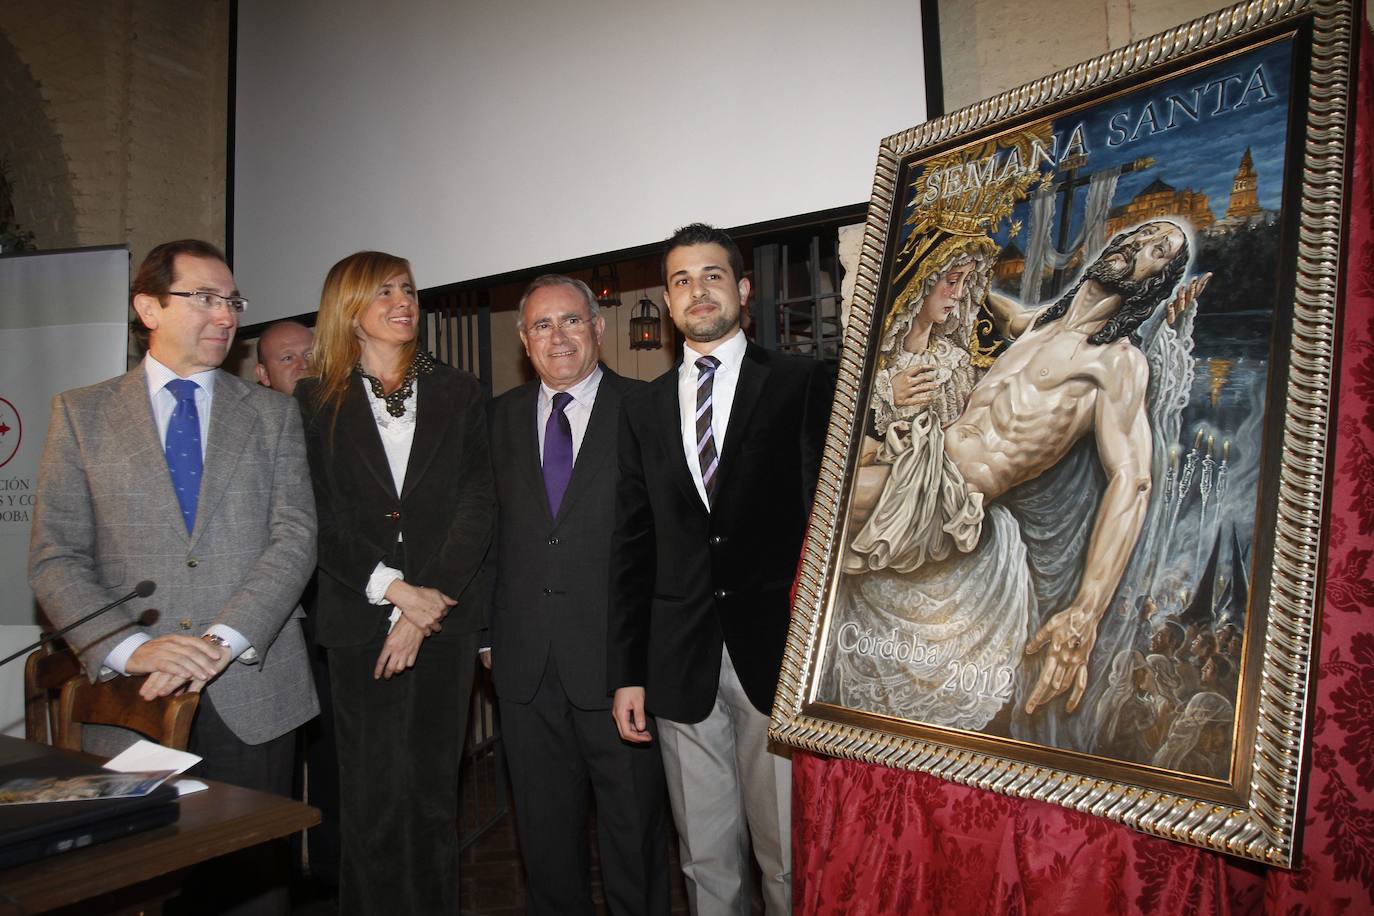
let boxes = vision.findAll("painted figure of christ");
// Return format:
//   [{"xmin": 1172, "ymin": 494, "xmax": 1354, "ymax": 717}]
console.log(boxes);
[{"xmin": 847, "ymin": 220, "xmax": 1197, "ymax": 717}]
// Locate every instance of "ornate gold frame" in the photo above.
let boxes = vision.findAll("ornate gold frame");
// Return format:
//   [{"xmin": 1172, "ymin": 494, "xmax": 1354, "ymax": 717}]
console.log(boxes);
[{"xmin": 770, "ymin": 0, "xmax": 1358, "ymax": 866}]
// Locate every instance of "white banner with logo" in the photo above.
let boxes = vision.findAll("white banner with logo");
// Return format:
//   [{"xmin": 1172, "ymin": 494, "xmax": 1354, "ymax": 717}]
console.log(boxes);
[{"xmin": 0, "ymin": 246, "xmax": 129, "ymax": 733}]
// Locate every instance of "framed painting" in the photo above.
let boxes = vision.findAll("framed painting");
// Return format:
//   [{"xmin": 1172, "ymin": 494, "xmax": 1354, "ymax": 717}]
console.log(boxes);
[{"xmin": 770, "ymin": 0, "xmax": 1361, "ymax": 865}]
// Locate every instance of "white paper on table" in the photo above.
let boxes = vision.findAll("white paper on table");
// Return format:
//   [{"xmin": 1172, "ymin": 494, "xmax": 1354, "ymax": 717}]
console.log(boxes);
[
  {"xmin": 103, "ymin": 739, "xmax": 202, "ymax": 776},
  {"xmin": 171, "ymin": 779, "xmax": 209, "ymax": 796}
]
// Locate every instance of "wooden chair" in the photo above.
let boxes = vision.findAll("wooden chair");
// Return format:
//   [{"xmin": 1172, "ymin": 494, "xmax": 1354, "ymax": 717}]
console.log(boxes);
[
  {"xmin": 23, "ymin": 642, "xmax": 82, "ymax": 744},
  {"xmin": 55, "ymin": 674, "xmax": 200, "ymax": 752}
]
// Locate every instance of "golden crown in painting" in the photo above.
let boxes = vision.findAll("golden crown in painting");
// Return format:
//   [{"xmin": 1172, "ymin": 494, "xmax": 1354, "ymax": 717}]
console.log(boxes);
[{"xmin": 880, "ymin": 127, "xmax": 1051, "ymax": 365}]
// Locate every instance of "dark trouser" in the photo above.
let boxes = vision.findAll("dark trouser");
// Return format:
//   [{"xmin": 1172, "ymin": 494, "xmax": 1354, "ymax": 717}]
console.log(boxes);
[
  {"xmin": 500, "ymin": 654, "xmax": 671, "ymax": 916},
  {"xmin": 170, "ymin": 694, "xmax": 297, "ymax": 916},
  {"xmin": 295, "ymin": 614, "xmax": 341, "ymax": 887},
  {"xmin": 329, "ymin": 631, "xmax": 477, "ymax": 916}
]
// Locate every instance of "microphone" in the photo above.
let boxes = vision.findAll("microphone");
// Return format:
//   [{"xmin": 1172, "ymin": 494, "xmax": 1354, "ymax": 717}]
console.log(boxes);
[{"xmin": 1, "ymin": 581, "xmax": 158, "ymax": 668}]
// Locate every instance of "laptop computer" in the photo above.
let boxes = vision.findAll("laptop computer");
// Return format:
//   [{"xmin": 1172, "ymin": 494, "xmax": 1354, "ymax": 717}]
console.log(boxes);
[{"xmin": 0, "ymin": 736, "xmax": 179, "ymax": 868}]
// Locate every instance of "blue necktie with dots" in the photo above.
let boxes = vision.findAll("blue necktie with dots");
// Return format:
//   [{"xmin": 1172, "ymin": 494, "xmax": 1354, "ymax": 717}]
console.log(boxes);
[{"xmin": 164, "ymin": 379, "xmax": 202, "ymax": 532}]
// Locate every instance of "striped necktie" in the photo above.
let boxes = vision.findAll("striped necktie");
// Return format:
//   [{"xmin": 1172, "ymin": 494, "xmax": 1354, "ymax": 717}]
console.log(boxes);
[{"xmin": 695, "ymin": 355, "xmax": 721, "ymax": 506}]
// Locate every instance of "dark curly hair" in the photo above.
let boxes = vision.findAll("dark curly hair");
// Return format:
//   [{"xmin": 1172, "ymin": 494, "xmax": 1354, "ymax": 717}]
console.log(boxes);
[
  {"xmin": 1032, "ymin": 224, "xmax": 1190, "ymax": 347},
  {"xmin": 661, "ymin": 223, "xmax": 745, "ymax": 284}
]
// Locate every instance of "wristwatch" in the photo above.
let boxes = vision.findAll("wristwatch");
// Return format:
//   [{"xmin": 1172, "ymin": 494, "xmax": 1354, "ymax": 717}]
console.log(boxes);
[
  {"xmin": 201, "ymin": 632, "xmax": 259, "ymax": 665},
  {"xmin": 201, "ymin": 632, "xmax": 232, "ymax": 653}
]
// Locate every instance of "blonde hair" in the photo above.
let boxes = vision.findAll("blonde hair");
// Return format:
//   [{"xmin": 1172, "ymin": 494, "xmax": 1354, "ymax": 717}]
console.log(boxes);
[{"xmin": 310, "ymin": 251, "xmax": 417, "ymax": 415}]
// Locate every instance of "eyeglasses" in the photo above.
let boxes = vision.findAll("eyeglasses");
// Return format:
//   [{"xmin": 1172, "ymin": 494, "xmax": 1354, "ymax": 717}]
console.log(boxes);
[
  {"xmin": 166, "ymin": 290, "xmax": 249, "ymax": 314},
  {"xmin": 524, "ymin": 315, "xmax": 590, "ymax": 339}
]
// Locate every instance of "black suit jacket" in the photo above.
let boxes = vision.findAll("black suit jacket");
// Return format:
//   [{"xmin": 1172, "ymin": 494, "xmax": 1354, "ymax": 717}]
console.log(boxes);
[
  {"xmin": 608, "ymin": 341, "xmax": 832, "ymax": 722},
  {"xmin": 296, "ymin": 364, "xmax": 495, "ymax": 648},
  {"xmin": 489, "ymin": 367, "xmax": 643, "ymax": 709}
]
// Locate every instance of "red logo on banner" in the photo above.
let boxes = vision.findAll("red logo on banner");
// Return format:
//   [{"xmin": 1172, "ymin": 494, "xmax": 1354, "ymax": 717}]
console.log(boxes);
[{"xmin": 0, "ymin": 398, "xmax": 22, "ymax": 469}]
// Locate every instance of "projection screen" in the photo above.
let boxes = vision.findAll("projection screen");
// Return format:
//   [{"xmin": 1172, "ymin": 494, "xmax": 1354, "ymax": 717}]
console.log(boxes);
[{"xmin": 233, "ymin": 0, "xmax": 928, "ymax": 323}]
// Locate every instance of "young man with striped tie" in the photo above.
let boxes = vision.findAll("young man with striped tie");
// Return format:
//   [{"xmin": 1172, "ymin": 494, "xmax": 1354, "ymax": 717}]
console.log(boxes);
[{"xmin": 609, "ymin": 223, "xmax": 833, "ymax": 915}]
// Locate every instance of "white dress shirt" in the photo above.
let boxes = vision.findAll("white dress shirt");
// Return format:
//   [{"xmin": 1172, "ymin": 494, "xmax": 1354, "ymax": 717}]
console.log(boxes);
[
  {"xmin": 361, "ymin": 376, "xmax": 418, "ymax": 630},
  {"xmin": 537, "ymin": 365, "xmax": 602, "ymax": 462},
  {"xmin": 104, "ymin": 356, "xmax": 249, "ymax": 675},
  {"xmin": 678, "ymin": 329, "xmax": 747, "ymax": 509},
  {"xmin": 144, "ymin": 354, "xmax": 216, "ymax": 451}
]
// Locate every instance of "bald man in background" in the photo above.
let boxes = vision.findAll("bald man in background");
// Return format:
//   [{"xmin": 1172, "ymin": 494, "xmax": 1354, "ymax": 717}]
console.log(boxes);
[{"xmin": 255, "ymin": 320, "xmax": 314, "ymax": 396}]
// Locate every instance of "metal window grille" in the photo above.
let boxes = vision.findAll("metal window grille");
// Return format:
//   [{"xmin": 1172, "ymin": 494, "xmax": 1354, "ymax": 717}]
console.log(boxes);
[
  {"xmin": 459, "ymin": 667, "xmax": 505, "ymax": 851},
  {"xmin": 750, "ymin": 233, "xmax": 844, "ymax": 364},
  {"xmin": 419, "ymin": 288, "xmax": 493, "ymax": 392}
]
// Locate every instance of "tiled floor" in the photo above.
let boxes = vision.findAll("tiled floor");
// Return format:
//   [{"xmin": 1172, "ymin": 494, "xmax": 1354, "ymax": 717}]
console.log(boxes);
[
  {"xmin": 293, "ymin": 749, "xmax": 692, "ymax": 915},
  {"xmin": 294, "ymin": 814, "xmax": 688, "ymax": 915},
  {"xmin": 455, "ymin": 750, "xmax": 690, "ymax": 915},
  {"xmin": 456, "ymin": 799, "xmax": 692, "ymax": 915}
]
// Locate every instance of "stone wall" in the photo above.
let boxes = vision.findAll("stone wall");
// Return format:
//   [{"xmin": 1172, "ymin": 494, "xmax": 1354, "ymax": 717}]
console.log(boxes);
[
  {"xmin": 939, "ymin": 0, "xmax": 1370, "ymax": 114},
  {"xmin": 0, "ymin": 0, "xmax": 228, "ymax": 264},
  {"xmin": 0, "ymin": 27, "xmax": 72, "ymax": 249}
]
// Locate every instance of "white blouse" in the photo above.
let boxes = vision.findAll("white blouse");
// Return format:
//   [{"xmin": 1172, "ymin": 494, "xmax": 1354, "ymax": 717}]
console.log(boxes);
[{"xmin": 361, "ymin": 378, "xmax": 417, "ymax": 620}]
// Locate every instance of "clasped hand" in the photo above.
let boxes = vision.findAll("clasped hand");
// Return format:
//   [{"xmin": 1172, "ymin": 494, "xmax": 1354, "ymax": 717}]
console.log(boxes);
[
  {"xmin": 384, "ymin": 581, "xmax": 455, "ymax": 635},
  {"xmin": 373, "ymin": 581, "xmax": 457, "ymax": 679},
  {"xmin": 375, "ymin": 617, "xmax": 425, "ymax": 680},
  {"xmin": 126, "ymin": 634, "xmax": 231, "ymax": 701}
]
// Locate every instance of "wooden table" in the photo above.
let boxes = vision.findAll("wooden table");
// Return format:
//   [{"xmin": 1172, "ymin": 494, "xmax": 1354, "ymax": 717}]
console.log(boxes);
[{"xmin": 0, "ymin": 739, "xmax": 319, "ymax": 914}]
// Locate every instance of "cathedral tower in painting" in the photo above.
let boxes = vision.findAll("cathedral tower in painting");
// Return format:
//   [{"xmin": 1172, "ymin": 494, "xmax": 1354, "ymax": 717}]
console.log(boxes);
[
  {"xmin": 1223, "ymin": 148, "xmax": 1262, "ymax": 220},
  {"xmin": 1211, "ymin": 147, "xmax": 1275, "ymax": 232}
]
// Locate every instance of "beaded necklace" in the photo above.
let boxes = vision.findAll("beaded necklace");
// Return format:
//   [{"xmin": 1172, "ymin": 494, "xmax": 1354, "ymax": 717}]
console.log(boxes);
[{"xmin": 357, "ymin": 350, "xmax": 436, "ymax": 417}]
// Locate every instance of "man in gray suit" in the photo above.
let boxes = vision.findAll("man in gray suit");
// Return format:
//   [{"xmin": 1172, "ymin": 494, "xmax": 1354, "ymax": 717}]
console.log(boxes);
[
  {"xmin": 28, "ymin": 238, "xmax": 318, "ymax": 793},
  {"xmin": 488, "ymin": 275, "xmax": 669, "ymax": 915}
]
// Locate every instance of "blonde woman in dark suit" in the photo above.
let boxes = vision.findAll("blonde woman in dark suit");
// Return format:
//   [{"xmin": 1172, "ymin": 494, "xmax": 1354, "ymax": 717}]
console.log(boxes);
[{"xmin": 296, "ymin": 251, "xmax": 493, "ymax": 915}]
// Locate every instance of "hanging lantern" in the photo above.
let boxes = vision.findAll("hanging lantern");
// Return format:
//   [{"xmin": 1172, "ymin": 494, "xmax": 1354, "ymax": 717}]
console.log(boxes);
[
  {"xmin": 590, "ymin": 263, "xmax": 621, "ymax": 307},
  {"xmin": 629, "ymin": 298, "xmax": 662, "ymax": 350}
]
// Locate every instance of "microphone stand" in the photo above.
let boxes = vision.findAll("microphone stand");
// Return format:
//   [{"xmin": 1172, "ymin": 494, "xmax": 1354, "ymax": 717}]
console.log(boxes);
[{"xmin": 0, "ymin": 582, "xmax": 157, "ymax": 668}]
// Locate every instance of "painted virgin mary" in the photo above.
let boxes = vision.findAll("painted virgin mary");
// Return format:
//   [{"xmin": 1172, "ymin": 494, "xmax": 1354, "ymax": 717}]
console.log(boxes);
[{"xmin": 847, "ymin": 234, "xmax": 997, "ymax": 574}]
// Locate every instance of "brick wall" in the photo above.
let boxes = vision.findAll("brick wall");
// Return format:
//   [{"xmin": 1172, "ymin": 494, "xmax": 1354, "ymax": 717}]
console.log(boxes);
[
  {"xmin": 0, "ymin": 27, "xmax": 74, "ymax": 248},
  {"xmin": 938, "ymin": 0, "xmax": 1371, "ymax": 114},
  {"xmin": 0, "ymin": 0, "xmax": 228, "ymax": 264}
]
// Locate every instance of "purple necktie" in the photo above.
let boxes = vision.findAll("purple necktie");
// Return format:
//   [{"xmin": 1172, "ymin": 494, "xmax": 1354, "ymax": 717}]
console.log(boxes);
[{"xmin": 543, "ymin": 391, "xmax": 574, "ymax": 516}]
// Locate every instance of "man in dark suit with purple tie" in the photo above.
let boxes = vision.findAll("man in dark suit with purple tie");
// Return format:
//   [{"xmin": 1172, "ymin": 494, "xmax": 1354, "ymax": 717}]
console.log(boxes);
[{"xmin": 488, "ymin": 275, "xmax": 669, "ymax": 916}]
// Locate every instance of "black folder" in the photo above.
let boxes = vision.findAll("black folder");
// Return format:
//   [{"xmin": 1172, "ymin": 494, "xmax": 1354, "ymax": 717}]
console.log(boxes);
[{"xmin": 0, "ymin": 735, "xmax": 179, "ymax": 868}]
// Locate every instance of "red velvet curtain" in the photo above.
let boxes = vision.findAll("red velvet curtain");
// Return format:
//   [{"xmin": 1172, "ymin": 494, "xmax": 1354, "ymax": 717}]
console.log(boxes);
[{"xmin": 792, "ymin": 21, "xmax": 1373, "ymax": 915}]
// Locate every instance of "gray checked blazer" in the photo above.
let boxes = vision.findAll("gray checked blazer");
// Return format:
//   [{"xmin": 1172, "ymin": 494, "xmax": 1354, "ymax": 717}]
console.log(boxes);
[{"xmin": 28, "ymin": 365, "xmax": 319, "ymax": 747}]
